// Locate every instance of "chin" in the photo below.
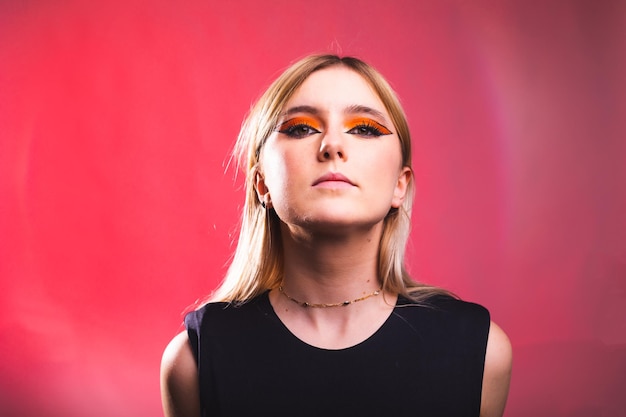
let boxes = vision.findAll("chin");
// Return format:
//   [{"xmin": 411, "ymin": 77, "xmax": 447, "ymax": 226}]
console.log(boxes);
[{"xmin": 300, "ymin": 214, "xmax": 384, "ymax": 234}]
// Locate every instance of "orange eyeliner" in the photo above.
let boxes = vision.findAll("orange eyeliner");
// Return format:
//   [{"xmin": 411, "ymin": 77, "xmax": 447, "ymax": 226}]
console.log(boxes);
[
  {"xmin": 344, "ymin": 117, "xmax": 392, "ymax": 135},
  {"xmin": 278, "ymin": 116, "xmax": 321, "ymax": 132}
]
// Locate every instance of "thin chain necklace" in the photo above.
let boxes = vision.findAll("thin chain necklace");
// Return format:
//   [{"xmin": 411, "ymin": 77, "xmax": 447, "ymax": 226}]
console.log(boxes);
[{"xmin": 278, "ymin": 285, "xmax": 382, "ymax": 308}]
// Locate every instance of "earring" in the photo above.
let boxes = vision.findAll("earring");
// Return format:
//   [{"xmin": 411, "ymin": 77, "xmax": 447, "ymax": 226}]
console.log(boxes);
[{"xmin": 261, "ymin": 201, "xmax": 266, "ymax": 209}]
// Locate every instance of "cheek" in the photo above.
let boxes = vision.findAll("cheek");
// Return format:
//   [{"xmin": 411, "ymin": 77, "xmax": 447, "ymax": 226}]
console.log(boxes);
[
  {"xmin": 369, "ymin": 149, "xmax": 404, "ymax": 196},
  {"xmin": 368, "ymin": 144, "xmax": 402, "ymax": 173},
  {"xmin": 260, "ymin": 146, "xmax": 294, "ymax": 194}
]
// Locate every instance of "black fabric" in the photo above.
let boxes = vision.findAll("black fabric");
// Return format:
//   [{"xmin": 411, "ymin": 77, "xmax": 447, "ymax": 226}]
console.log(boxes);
[{"xmin": 185, "ymin": 292, "xmax": 490, "ymax": 417}]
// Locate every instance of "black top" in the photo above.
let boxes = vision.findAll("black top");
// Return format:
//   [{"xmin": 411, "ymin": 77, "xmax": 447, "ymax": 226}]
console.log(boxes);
[{"xmin": 185, "ymin": 292, "xmax": 490, "ymax": 417}]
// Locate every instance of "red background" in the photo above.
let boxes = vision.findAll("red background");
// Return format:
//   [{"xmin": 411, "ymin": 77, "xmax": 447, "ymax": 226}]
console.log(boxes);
[{"xmin": 1, "ymin": 1, "xmax": 625, "ymax": 416}]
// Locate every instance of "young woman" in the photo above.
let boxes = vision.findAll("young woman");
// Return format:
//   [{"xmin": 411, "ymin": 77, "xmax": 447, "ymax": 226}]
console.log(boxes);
[{"xmin": 161, "ymin": 55, "xmax": 512, "ymax": 417}]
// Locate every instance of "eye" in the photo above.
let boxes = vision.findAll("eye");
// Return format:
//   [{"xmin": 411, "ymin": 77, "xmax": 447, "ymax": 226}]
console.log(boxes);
[
  {"xmin": 277, "ymin": 117, "xmax": 321, "ymax": 139},
  {"xmin": 281, "ymin": 124, "xmax": 320, "ymax": 138},
  {"xmin": 345, "ymin": 118, "xmax": 392, "ymax": 138}
]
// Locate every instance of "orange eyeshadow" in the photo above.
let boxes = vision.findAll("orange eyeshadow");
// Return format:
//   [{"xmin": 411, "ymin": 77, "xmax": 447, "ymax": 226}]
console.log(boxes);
[
  {"xmin": 278, "ymin": 116, "xmax": 321, "ymax": 131},
  {"xmin": 344, "ymin": 117, "xmax": 392, "ymax": 135}
]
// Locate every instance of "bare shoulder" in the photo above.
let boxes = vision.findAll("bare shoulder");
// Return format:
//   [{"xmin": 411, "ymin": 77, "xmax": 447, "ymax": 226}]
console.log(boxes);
[
  {"xmin": 480, "ymin": 321, "xmax": 513, "ymax": 417},
  {"xmin": 160, "ymin": 331, "xmax": 201, "ymax": 417}
]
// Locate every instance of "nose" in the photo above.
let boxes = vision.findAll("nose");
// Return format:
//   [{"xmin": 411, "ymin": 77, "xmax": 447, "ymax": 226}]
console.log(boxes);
[{"xmin": 317, "ymin": 130, "xmax": 347, "ymax": 162}]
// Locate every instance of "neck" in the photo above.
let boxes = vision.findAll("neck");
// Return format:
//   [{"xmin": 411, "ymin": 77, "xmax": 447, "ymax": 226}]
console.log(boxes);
[
  {"xmin": 278, "ymin": 222, "xmax": 384, "ymax": 305},
  {"xmin": 269, "ymin": 221, "xmax": 397, "ymax": 349}
]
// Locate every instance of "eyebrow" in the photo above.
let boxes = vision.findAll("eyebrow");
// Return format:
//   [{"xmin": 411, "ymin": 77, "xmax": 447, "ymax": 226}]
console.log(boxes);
[
  {"xmin": 344, "ymin": 104, "xmax": 388, "ymax": 122},
  {"xmin": 280, "ymin": 104, "xmax": 389, "ymax": 122},
  {"xmin": 280, "ymin": 105, "xmax": 320, "ymax": 117}
]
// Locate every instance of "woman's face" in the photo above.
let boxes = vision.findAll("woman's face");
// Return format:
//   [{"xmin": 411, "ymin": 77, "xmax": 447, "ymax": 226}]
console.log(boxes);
[{"xmin": 258, "ymin": 66, "xmax": 411, "ymax": 235}]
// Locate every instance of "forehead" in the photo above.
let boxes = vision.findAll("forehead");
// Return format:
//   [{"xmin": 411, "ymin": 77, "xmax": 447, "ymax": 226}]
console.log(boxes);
[{"xmin": 284, "ymin": 66, "xmax": 389, "ymax": 117}]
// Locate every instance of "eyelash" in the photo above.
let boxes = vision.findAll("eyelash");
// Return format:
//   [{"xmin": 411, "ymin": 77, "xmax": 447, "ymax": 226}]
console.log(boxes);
[
  {"xmin": 345, "ymin": 119, "xmax": 392, "ymax": 137},
  {"xmin": 277, "ymin": 117, "xmax": 392, "ymax": 139},
  {"xmin": 277, "ymin": 118, "xmax": 321, "ymax": 139}
]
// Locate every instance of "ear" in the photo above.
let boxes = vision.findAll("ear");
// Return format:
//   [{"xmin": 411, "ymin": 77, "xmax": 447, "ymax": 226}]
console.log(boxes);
[
  {"xmin": 391, "ymin": 166, "xmax": 412, "ymax": 209},
  {"xmin": 254, "ymin": 169, "xmax": 272, "ymax": 208}
]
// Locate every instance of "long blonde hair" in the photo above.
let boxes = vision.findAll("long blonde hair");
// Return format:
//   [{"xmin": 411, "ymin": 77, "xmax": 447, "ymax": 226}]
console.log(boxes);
[{"xmin": 209, "ymin": 54, "xmax": 448, "ymax": 305}]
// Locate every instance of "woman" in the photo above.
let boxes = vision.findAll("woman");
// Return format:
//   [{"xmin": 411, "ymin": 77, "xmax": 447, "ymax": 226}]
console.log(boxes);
[{"xmin": 161, "ymin": 54, "xmax": 512, "ymax": 417}]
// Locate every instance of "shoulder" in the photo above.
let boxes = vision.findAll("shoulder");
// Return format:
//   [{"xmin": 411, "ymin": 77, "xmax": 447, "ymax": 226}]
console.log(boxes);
[
  {"xmin": 184, "ymin": 300, "xmax": 233, "ymax": 330},
  {"xmin": 184, "ymin": 293, "xmax": 272, "ymax": 351},
  {"xmin": 392, "ymin": 294, "xmax": 491, "ymax": 353},
  {"xmin": 480, "ymin": 321, "xmax": 513, "ymax": 417},
  {"xmin": 162, "ymin": 300, "xmax": 263, "ymax": 417},
  {"xmin": 428, "ymin": 293, "xmax": 489, "ymax": 312},
  {"xmin": 399, "ymin": 295, "xmax": 511, "ymax": 416},
  {"xmin": 185, "ymin": 294, "xmax": 268, "ymax": 329},
  {"xmin": 161, "ymin": 297, "xmax": 266, "ymax": 417},
  {"xmin": 398, "ymin": 294, "xmax": 490, "ymax": 326},
  {"xmin": 160, "ymin": 331, "xmax": 201, "ymax": 417}
]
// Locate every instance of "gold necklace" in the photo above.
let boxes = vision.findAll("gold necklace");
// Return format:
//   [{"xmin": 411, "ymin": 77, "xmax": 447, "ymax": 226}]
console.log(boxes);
[{"xmin": 278, "ymin": 285, "xmax": 382, "ymax": 308}]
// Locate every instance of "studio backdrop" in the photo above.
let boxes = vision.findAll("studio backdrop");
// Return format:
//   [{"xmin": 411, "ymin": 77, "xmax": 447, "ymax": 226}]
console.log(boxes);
[{"xmin": 1, "ymin": 1, "xmax": 624, "ymax": 416}]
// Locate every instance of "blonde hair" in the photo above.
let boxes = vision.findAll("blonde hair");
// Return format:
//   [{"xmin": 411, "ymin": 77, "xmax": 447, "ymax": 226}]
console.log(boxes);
[{"xmin": 209, "ymin": 54, "xmax": 448, "ymax": 305}]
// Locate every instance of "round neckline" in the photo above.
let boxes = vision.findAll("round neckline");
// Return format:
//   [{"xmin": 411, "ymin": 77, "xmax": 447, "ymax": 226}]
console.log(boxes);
[{"xmin": 260, "ymin": 290, "xmax": 401, "ymax": 352}]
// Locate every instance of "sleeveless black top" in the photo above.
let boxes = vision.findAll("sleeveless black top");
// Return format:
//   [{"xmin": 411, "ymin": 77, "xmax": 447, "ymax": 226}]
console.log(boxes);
[{"xmin": 185, "ymin": 292, "xmax": 490, "ymax": 417}]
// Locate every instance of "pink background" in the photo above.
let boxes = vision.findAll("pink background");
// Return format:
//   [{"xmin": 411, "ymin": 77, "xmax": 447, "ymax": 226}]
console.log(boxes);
[{"xmin": 1, "ymin": 1, "xmax": 625, "ymax": 416}]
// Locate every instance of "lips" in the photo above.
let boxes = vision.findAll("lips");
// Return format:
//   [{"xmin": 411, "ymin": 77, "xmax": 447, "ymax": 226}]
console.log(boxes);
[{"xmin": 312, "ymin": 172, "xmax": 355, "ymax": 186}]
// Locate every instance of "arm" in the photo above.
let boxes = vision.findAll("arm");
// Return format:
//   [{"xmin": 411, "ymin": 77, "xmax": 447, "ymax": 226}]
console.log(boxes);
[
  {"xmin": 160, "ymin": 331, "xmax": 201, "ymax": 417},
  {"xmin": 480, "ymin": 321, "xmax": 513, "ymax": 417}
]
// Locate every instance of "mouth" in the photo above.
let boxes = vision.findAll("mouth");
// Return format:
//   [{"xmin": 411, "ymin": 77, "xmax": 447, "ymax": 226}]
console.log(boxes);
[{"xmin": 312, "ymin": 172, "xmax": 355, "ymax": 187}]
